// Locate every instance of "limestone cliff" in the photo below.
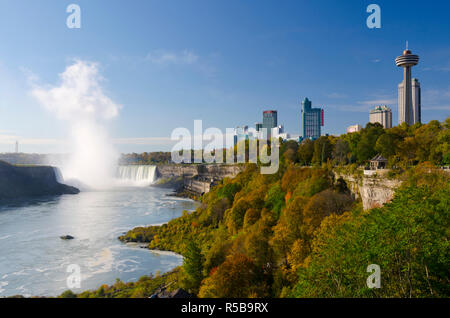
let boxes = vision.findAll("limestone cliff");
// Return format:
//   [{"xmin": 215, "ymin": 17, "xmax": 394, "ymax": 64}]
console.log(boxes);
[{"xmin": 335, "ymin": 171, "xmax": 402, "ymax": 210}]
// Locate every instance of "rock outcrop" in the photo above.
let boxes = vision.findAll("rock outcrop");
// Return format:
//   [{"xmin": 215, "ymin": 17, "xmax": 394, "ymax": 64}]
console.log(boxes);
[
  {"xmin": 60, "ymin": 235, "xmax": 75, "ymax": 240},
  {"xmin": 155, "ymin": 164, "xmax": 242, "ymax": 180},
  {"xmin": 0, "ymin": 160, "xmax": 79, "ymax": 200},
  {"xmin": 335, "ymin": 171, "xmax": 402, "ymax": 210},
  {"xmin": 154, "ymin": 164, "xmax": 243, "ymax": 195}
]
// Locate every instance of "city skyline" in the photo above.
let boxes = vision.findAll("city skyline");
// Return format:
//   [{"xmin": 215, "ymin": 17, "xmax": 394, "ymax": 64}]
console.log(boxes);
[{"xmin": 0, "ymin": 0, "xmax": 449, "ymax": 154}]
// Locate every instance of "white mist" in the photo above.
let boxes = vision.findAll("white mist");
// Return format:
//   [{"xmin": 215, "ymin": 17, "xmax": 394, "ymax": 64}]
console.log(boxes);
[{"xmin": 32, "ymin": 60, "xmax": 121, "ymax": 189}]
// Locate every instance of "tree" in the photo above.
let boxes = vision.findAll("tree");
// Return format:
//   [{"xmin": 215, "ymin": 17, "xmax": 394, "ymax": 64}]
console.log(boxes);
[
  {"xmin": 59, "ymin": 290, "xmax": 77, "ymax": 298},
  {"xmin": 281, "ymin": 140, "xmax": 299, "ymax": 164},
  {"xmin": 182, "ymin": 241, "xmax": 205, "ymax": 293},
  {"xmin": 206, "ymin": 197, "xmax": 231, "ymax": 226},
  {"xmin": 332, "ymin": 139, "xmax": 350, "ymax": 165},
  {"xmin": 225, "ymin": 197, "xmax": 251, "ymax": 234},
  {"xmin": 342, "ymin": 131, "xmax": 361, "ymax": 163},
  {"xmin": 312, "ymin": 136, "xmax": 332, "ymax": 165},
  {"xmin": 243, "ymin": 208, "xmax": 260, "ymax": 228},
  {"xmin": 217, "ymin": 182, "xmax": 241, "ymax": 203},
  {"xmin": 397, "ymin": 136, "xmax": 418, "ymax": 166},
  {"xmin": 375, "ymin": 132, "xmax": 400, "ymax": 159},
  {"xmin": 265, "ymin": 183, "xmax": 286, "ymax": 219},
  {"xmin": 414, "ymin": 120, "xmax": 442, "ymax": 163},
  {"xmin": 298, "ymin": 139, "xmax": 314, "ymax": 165},
  {"xmin": 270, "ymin": 195, "xmax": 309, "ymax": 264},
  {"xmin": 356, "ymin": 123, "xmax": 385, "ymax": 163},
  {"xmin": 198, "ymin": 254, "xmax": 266, "ymax": 298},
  {"xmin": 302, "ymin": 189, "xmax": 353, "ymax": 239},
  {"xmin": 243, "ymin": 224, "xmax": 273, "ymax": 269},
  {"xmin": 292, "ymin": 172, "xmax": 331, "ymax": 198},
  {"xmin": 203, "ymin": 226, "xmax": 231, "ymax": 274},
  {"xmin": 436, "ymin": 119, "xmax": 450, "ymax": 165}
]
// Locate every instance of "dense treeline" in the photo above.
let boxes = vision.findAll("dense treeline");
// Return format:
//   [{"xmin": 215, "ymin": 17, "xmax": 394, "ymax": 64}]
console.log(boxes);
[
  {"xmin": 0, "ymin": 153, "xmax": 67, "ymax": 165},
  {"xmin": 62, "ymin": 119, "xmax": 449, "ymax": 298},
  {"xmin": 120, "ymin": 152, "xmax": 172, "ymax": 164},
  {"xmin": 295, "ymin": 118, "xmax": 450, "ymax": 167},
  {"xmin": 121, "ymin": 118, "xmax": 449, "ymax": 167}
]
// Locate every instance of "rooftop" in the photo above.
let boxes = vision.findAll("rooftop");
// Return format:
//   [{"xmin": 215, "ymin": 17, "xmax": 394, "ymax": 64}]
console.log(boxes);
[
  {"xmin": 370, "ymin": 105, "xmax": 391, "ymax": 113},
  {"xmin": 370, "ymin": 154, "xmax": 388, "ymax": 162}
]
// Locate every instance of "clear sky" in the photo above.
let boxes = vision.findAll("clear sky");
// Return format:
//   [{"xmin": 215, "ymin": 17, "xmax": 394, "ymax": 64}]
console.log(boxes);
[{"xmin": 0, "ymin": 0, "xmax": 449, "ymax": 153}]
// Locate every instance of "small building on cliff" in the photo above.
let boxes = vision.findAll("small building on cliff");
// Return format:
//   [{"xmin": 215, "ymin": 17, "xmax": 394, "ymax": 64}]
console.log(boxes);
[{"xmin": 370, "ymin": 154, "xmax": 388, "ymax": 170}]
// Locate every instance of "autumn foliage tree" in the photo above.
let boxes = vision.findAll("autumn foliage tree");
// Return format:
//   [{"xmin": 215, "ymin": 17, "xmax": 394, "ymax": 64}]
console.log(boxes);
[{"xmin": 198, "ymin": 253, "xmax": 267, "ymax": 298}]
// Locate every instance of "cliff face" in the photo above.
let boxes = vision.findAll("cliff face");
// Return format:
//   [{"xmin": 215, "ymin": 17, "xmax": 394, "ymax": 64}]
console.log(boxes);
[
  {"xmin": 0, "ymin": 161, "xmax": 79, "ymax": 200},
  {"xmin": 155, "ymin": 164, "xmax": 243, "ymax": 194},
  {"xmin": 156, "ymin": 164, "xmax": 243, "ymax": 180},
  {"xmin": 335, "ymin": 171, "xmax": 402, "ymax": 210},
  {"xmin": 358, "ymin": 177, "xmax": 402, "ymax": 210}
]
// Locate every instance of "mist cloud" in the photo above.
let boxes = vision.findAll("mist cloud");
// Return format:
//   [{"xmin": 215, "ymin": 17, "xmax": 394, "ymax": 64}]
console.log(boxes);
[{"xmin": 31, "ymin": 60, "xmax": 121, "ymax": 189}]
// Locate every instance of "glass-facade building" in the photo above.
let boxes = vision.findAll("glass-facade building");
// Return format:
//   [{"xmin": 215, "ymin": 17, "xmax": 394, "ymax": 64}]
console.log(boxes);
[
  {"xmin": 263, "ymin": 111, "xmax": 277, "ymax": 130},
  {"xmin": 262, "ymin": 110, "xmax": 278, "ymax": 139},
  {"xmin": 255, "ymin": 122, "xmax": 263, "ymax": 132},
  {"xmin": 301, "ymin": 98, "xmax": 323, "ymax": 140}
]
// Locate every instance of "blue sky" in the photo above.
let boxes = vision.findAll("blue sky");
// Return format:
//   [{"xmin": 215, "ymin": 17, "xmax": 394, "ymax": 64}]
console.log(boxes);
[{"xmin": 0, "ymin": 0, "xmax": 449, "ymax": 153}]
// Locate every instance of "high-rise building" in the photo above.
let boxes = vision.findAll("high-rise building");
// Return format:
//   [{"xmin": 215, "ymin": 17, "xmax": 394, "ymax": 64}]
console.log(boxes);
[
  {"xmin": 300, "ymin": 97, "xmax": 323, "ymax": 140},
  {"xmin": 262, "ymin": 111, "xmax": 277, "ymax": 129},
  {"xmin": 369, "ymin": 105, "xmax": 392, "ymax": 129},
  {"xmin": 346, "ymin": 124, "xmax": 362, "ymax": 134},
  {"xmin": 412, "ymin": 78, "xmax": 421, "ymax": 124},
  {"xmin": 255, "ymin": 122, "xmax": 263, "ymax": 132},
  {"xmin": 395, "ymin": 43, "xmax": 420, "ymax": 125},
  {"xmin": 398, "ymin": 78, "xmax": 421, "ymax": 125},
  {"xmin": 262, "ymin": 110, "xmax": 277, "ymax": 138}
]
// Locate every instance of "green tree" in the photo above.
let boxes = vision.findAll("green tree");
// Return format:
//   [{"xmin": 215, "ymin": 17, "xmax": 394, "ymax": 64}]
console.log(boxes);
[
  {"xmin": 265, "ymin": 183, "xmax": 286, "ymax": 219},
  {"xmin": 182, "ymin": 241, "xmax": 205, "ymax": 293},
  {"xmin": 375, "ymin": 132, "xmax": 400, "ymax": 159},
  {"xmin": 59, "ymin": 290, "xmax": 77, "ymax": 298},
  {"xmin": 415, "ymin": 120, "xmax": 443, "ymax": 163},
  {"xmin": 356, "ymin": 123, "xmax": 385, "ymax": 163},
  {"xmin": 298, "ymin": 139, "xmax": 314, "ymax": 165},
  {"xmin": 332, "ymin": 139, "xmax": 350, "ymax": 165},
  {"xmin": 312, "ymin": 136, "xmax": 332, "ymax": 165}
]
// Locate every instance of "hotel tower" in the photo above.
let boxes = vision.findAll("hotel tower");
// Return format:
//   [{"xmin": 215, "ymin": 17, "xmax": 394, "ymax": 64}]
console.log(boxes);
[{"xmin": 395, "ymin": 43, "xmax": 421, "ymax": 125}]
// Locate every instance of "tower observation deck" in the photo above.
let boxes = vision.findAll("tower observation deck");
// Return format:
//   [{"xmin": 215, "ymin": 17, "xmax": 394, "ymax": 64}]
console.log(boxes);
[{"xmin": 395, "ymin": 42, "xmax": 420, "ymax": 125}]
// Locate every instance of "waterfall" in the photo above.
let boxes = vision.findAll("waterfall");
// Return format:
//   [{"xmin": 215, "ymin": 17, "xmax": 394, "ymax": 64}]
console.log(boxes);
[
  {"xmin": 116, "ymin": 165, "xmax": 157, "ymax": 186},
  {"xmin": 52, "ymin": 167, "xmax": 65, "ymax": 184}
]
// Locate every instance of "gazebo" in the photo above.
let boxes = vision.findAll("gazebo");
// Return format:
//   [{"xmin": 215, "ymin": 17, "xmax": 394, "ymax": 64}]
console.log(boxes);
[{"xmin": 370, "ymin": 154, "xmax": 388, "ymax": 170}]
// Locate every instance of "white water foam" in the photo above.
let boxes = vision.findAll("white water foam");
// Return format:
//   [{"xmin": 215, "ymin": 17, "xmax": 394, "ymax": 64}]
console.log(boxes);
[{"xmin": 115, "ymin": 165, "xmax": 157, "ymax": 187}]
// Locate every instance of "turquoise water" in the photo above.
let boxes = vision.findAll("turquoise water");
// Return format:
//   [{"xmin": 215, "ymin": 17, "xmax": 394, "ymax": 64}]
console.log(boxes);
[{"xmin": 0, "ymin": 187, "xmax": 196, "ymax": 297}]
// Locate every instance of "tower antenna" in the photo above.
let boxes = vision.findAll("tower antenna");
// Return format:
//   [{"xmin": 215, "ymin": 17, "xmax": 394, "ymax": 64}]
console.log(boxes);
[{"xmin": 406, "ymin": 40, "xmax": 409, "ymax": 50}]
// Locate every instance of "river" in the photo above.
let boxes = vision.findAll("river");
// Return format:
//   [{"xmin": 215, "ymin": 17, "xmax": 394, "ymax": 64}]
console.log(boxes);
[{"xmin": 0, "ymin": 185, "xmax": 197, "ymax": 297}]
